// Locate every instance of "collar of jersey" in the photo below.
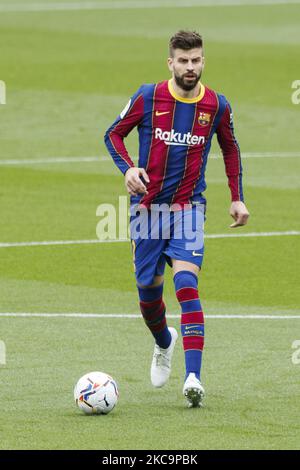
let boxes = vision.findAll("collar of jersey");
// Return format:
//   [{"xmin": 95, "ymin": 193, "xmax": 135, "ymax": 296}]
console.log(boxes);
[{"xmin": 168, "ymin": 79, "xmax": 205, "ymax": 103}]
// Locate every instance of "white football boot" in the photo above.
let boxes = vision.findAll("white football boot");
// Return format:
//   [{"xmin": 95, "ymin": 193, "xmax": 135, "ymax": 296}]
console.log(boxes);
[
  {"xmin": 151, "ymin": 327, "xmax": 178, "ymax": 388},
  {"xmin": 183, "ymin": 373, "xmax": 205, "ymax": 408}
]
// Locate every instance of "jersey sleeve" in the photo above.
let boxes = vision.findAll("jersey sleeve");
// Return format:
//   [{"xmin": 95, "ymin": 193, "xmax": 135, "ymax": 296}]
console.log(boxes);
[
  {"xmin": 104, "ymin": 87, "xmax": 144, "ymax": 175},
  {"xmin": 216, "ymin": 100, "xmax": 244, "ymax": 202}
]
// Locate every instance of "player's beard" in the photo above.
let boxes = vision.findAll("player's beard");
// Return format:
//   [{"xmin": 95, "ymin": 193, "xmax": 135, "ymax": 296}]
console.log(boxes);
[{"xmin": 174, "ymin": 70, "xmax": 202, "ymax": 92}]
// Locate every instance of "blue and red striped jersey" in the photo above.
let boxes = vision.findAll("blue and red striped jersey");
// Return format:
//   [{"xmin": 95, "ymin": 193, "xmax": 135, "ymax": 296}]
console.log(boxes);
[{"xmin": 104, "ymin": 79, "xmax": 243, "ymax": 208}]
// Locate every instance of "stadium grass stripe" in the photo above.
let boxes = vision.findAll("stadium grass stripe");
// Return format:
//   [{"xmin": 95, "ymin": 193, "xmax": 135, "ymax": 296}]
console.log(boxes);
[{"xmin": 0, "ymin": 0, "xmax": 298, "ymax": 13}]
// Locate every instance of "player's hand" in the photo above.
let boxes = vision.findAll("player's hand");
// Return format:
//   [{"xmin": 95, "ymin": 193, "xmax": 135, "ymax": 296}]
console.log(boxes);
[
  {"xmin": 229, "ymin": 201, "xmax": 250, "ymax": 228},
  {"xmin": 125, "ymin": 167, "xmax": 150, "ymax": 196}
]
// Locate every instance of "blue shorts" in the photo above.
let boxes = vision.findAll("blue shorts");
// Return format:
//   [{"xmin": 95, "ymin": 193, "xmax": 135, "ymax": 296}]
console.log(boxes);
[{"xmin": 130, "ymin": 204, "xmax": 206, "ymax": 286}]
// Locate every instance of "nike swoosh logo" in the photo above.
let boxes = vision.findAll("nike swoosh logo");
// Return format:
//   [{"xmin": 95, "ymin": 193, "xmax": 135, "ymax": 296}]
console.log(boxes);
[
  {"xmin": 185, "ymin": 325, "xmax": 197, "ymax": 330},
  {"xmin": 155, "ymin": 111, "xmax": 170, "ymax": 116},
  {"xmin": 192, "ymin": 251, "xmax": 203, "ymax": 257}
]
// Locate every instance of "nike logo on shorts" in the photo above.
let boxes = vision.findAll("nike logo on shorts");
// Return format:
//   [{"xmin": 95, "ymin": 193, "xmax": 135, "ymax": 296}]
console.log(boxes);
[{"xmin": 192, "ymin": 251, "xmax": 203, "ymax": 257}]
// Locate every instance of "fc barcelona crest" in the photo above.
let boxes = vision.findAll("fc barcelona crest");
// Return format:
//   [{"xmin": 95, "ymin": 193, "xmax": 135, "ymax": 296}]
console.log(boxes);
[{"xmin": 198, "ymin": 112, "xmax": 211, "ymax": 126}]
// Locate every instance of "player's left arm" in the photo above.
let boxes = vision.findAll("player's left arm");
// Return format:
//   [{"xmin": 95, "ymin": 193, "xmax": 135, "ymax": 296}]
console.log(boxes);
[{"xmin": 216, "ymin": 101, "xmax": 250, "ymax": 228}]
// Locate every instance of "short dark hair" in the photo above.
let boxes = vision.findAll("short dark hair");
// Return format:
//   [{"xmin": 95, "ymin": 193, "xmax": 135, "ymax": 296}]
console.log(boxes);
[{"xmin": 169, "ymin": 30, "xmax": 203, "ymax": 57}]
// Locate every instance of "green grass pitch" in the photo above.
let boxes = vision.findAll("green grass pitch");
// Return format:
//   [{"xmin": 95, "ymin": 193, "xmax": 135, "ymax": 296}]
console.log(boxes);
[{"xmin": 0, "ymin": 0, "xmax": 300, "ymax": 450}]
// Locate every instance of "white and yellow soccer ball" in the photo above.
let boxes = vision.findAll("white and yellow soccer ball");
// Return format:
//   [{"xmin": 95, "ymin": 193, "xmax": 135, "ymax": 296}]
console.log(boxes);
[{"xmin": 74, "ymin": 371, "xmax": 119, "ymax": 415}]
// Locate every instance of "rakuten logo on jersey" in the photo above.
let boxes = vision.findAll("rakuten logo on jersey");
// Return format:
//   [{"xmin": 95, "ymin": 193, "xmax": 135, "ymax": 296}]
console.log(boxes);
[{"xmin": 155, "ymin": 127, "xmax": 205, "ymax": 147}]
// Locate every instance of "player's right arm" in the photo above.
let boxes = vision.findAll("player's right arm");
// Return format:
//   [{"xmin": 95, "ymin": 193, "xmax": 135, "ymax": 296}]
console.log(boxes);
[{"xmin": 104, "ymin": 87, "xmax": 149, "ymax": 195}]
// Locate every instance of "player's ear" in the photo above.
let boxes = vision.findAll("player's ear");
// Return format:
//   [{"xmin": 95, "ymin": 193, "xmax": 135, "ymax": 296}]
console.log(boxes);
[{"xmin": 167, "ymin": 57, "xmax": 173, "ymax": 73}]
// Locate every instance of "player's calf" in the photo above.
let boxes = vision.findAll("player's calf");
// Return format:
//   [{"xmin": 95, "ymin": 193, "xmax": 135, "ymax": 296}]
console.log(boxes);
[{"xmin": 138, "ymin": 282, "xmax": 171, "ymax": 349}]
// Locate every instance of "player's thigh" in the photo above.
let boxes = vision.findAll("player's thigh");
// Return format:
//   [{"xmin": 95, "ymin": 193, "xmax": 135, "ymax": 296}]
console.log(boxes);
[
  {"xmin": 130, "ymin": 207, "xmax": 168, "ymax": 286},
  {"xmin": 164, "ymin": 205, "xmax": 205, "ymax": 271},
  {"xmin": 131, "ymin": 234, "xmax": 167, "ymax": 287}
]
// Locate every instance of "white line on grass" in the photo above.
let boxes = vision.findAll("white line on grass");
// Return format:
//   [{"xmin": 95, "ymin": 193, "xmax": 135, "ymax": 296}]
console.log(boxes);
[
  {"xmin": 205, "ymin": 231, "xmax": 300, "ymax": 239},
  {"xmin": 0, "ymin": 152, "xmax": 300, "ymax": 166},
  {"xmin": 0, "ymin": 313, "xmax": 299, "ymax": 319},
  {"xmin": 0, "ymin": 156, "xmax": 101, "ymax": 165},
  {"xmin": 0, "ymin": 1, "xmax": 298, "ymax": 13},
  {"xmin": 0, "ymin": 231, "xmax": 299, "ymax": 249},
  {"xmin": 239, "ymin": 152, "xmax": 300, "ymax": 159}
]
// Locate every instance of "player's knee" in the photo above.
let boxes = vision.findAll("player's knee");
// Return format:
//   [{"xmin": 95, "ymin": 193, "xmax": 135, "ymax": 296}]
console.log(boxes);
[
  {"xmin": 137, "ymin": 275, "xmax": 164, "ymax": 289},
  {"xmin": 172, "ymin": 259, "xmax": 199, "ymax": 277}
]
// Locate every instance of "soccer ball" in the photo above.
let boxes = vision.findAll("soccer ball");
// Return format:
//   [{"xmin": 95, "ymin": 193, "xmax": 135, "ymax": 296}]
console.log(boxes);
[{"xmin": 74, "ymin": 371, "xmax": 119, "ymax": 415}]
